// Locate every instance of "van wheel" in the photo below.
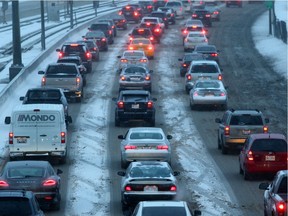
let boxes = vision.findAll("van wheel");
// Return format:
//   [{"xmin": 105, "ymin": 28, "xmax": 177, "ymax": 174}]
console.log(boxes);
[{"xmin": 59, "ymin": 156, "xmax": 66, "ymax": 165}]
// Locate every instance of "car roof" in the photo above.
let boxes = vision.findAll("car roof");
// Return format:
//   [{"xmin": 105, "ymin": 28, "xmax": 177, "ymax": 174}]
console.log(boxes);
[
  {"xmin": 249, "ymin": 133, "xmax": 286, "ymax": 140},
  {"xmin": 140, "ymin": 201, "xmax": 187, "ymax": 207},
  {"xmin": 6, "ymin": 160, "xmax": 50, "ymax": 168},
  {"xmin": 191, "ymin": 60, "xmax": 219, "ymax": 65},
  {"xmin": 128, "ymin": 127, "xmax": 164, "ymax": 133},
  {"xmin": 228, "ymin": 109, "xmax": 263, "ymax": 115},
  {"xmin": 0, "ymin": 190, "xmax": 34, "ymax": 198}
]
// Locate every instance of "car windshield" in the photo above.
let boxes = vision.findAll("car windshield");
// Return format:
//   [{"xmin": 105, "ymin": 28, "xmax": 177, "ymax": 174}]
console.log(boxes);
[
  {"xmin": 230, "ymin": 115, "xmax": 264, "ymax": 126},
  {"xmin": 142, "ymin": 207, "xmax": 186, "ymax": 216},
  {"xmin": 130, "ymin": 166, "xmax": 171, "ymax": 178},
  {"xmin": 8, "ymin": 167, "xmax": 45, "ymax": 178},
  {"xmin": 195, "ymin": 81, "xmax": 220, "ymax": 89},
  {"xmin": 0, "ymin": 197, "xmax": 33, "ymax": 216},
  {"xmin": 124, "ymin": 67, "xmax": 146, "ymax": 74},
  {"xmin": 251, "ymin": 139, "xmax": 287, "ymax": 152},
  {"xmin": 46, "ymin": 65, "xmax": 78, "ymax": 75},
  {"xmin": 130, "ymin": 132, "xmax": 163, "ymax": 139},
  {"xmin": 27, "ymin": 90, "xmax": 61, "ymax": 100},
  {"xmin": 191, "ymin": 64, "xmax": 218, "ymax": 73}
]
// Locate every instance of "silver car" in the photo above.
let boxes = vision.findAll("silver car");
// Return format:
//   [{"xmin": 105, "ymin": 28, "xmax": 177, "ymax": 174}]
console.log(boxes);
[
  {"xmin": 185, "ymin": 60, "xmax": 223, "ymax": 93},
  {"xmin": 117, "ymin": 50, "xmax": 149, "ymax": 73},
  {"xmin": 119, "ymin": 65, "xmax": 153, "ymax": 92},
  {"xmin": 189, "ymin": 80, "xmax": 228, "ymax": 110},
  {"xmin": 117, "ymin": 161, "xmax": 180, "ymax": 211},
  {"xmin": 118, "ymin": 127, "xmax": 172, "ymax": 168}
]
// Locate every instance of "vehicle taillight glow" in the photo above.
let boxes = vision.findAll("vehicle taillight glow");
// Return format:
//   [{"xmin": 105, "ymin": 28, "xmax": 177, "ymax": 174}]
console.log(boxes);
[
  {"xmin": 121, "ymin": 59, "xmax": 128, "ymax": 63},
  {"xmin": 126, "ymin": 6, "xmax": 130, "ymax": 9},
  {"xmin": 154, "ymin": 28, "xmax": 160, "ymax": 33},
  {"xmin": 218, "ymin": 74, "xmax": 222, "ymax": 80},
  {"xmin": 214, "ymin": 11, "xmax": 219, "ymax": 14},
  {"xmin": 43, "ymin": 179, "xmax": 57, "ymax": 187},
  {"xmin": 61, "ymin": 132, "xmax": 65, "ymax": 144},
  {"xmin": 58, "ymin": 52, "xmax": 63, "ymax": 58},
  {"xmin": 183, "ymin": 30, "xmax": 188, "ymax": 35},
  {"xmin": 157, "ymin": 145, "xmax": 168, "ymax": 150},
  {"xmin": 0, "ymin": 180, "xmax": 9, "ymax": 187},
  {"xmin": 134, "ymin": 12, "xmax": 138, "ymax": 16},
  {"xmin": 277, "ymin": 202, "xmax": 286, "ymax": 213},
  {"xmin": 9, "ymin": 132, "xmax": 13, "ymax": 144},
  {"xmin": 247, "ymin": 151, "xmax": 254, "ymax": 161},
  {"xmin": 86, "ymin": 52, "xmax": 91, "ymax": 59},
  {"xmin": 41, "ymin": 77, "xmax": 46, "ymax": 86},
  {"xmin": 180, "ymin": 7, "xmax": 182, "ymax": 12},
  {"xmin": 224, "ymin": 126, "xmax": 230, "ymax": 135},
  {"xmin": 170, "ymin": 186, "xmax": 177, "ymax": 191},
  {"xmin": 76, "ymin": 77, "xmax": 81, "ymax": 85},
  {"xmin": 129, "ymin": 46, "xmax": 134, "ymax": 50},
  {"xmin": 186, "ymin": 74, "xmax": 192, "ymax": 80},
  {"xmin": 148, "ymin": 46, "xmax": 153, "ymax": 50},
  {"xmin": 125, "ymin": 186, "xmax": 132, "ymax": 191},
  {"xmin": 129, "ymin": 37, "xmax": 133, "ymax": 41},
  {"xmin": 109, "ymin": 30, "xmax": 112, "ymax": 35},
  {"xmin": 183, "ymin": 63, "xmax": 187, "ymax": 67},
  {"xmin": 118, "ymin": 101, "xmax": 124, "ymax": 109},
  {"xmin": 211, "ymin": 53, "xmax": 218, "ymax": 57},
  {"xmin": 220, "ymin": 92, "xmax": 226, "ymax": 96},
  {"xmin": 192, "ymin": 14, "xmax": 197, "ymax": 18},
  {"xmin": 193, "ymin": 91, "xmax": 199, "ymax": 96},
  {"xmin": 145, "ymin": 76, "xmax": 150, "ymax": 81},
  {"xmin": 206, "ymin": 14, "xmax": 211, "ymax": 17},
  {"xmin": 118, "ymin": 11, "xmax": 122, "ymax": 15},
  {"xmin": 125, "ymin": 145, "xmax": 137, "ymax": 150},
  {"xmin": 101, "ymin": 38, "xmax": 106, "ymax": 42},
  {"xmin": 149, "ymin": 36, "xmax": 154, "ymax": 41},
  {"xmin": 44, "ymin": 196, "xmax": 53, "ymax": 200},
  {"xmin": 121, "ymin": 76, "xmax": 126, "ymax": 81},
  {"xmin": 147, "ymin": 5, "xmax": 153, "ymax": 9},
  {"xmin": 263, "ymin": 126, "xmax": 269, "ymax": 133},
  {"xmin": 146, "ymin": 22, "xmax": 151, "ymax": 26},
  {"xmin": 139, "ymin": 59, "xmax": 147, "ymax": 63},
  {"xmin": 147, "ymin": 101, "xmax": 153, "ymax": 108}
]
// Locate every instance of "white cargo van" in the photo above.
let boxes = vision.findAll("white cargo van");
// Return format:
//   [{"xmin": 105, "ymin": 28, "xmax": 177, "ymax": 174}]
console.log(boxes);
[{"xmin": 5, "ymin": 104, "xmax": 72, "ymax": 164}]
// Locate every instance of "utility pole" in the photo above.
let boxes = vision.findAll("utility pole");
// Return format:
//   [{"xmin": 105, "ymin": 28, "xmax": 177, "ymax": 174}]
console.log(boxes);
[
  {"xmin": 40, "ymin": 0, "xmax": 45, "ymax": 50},
  {"xmin": 9, "ymin": 0, "xmax": 23, "ymax": 81},
  {"xmin": 1, "ymin": 1, "xmax": 8, "ymax": 24},
  {"xmin": 69, "ymin": 0, "xmax": 73, "ymax": 29},
  {"xmin": 93, "ymin": 1, "xmax": 99, "ymax": 17}
]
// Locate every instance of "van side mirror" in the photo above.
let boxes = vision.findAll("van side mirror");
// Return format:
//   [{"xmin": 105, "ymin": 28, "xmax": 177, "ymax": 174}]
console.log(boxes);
[
  {"xmin": 118, "ymin": 135, "xmax": 124, "ymax": 139},
  {"xmin": 38, "ymin": 71, "xmax": 45, "ymax": 75},
  {"xmin": 167, "ymin": 135, "xmax": 173, "ymax": 140},
  {"xmin": 57, "ymin": 169, "xmax": 63, "ymax": 175},
  {"xmin": 56, "ymin": 48, "xmax": 60, "ymax": 52},
  {"xmin": 5, "ymin": 117, "xmax": 11, "ymax": 124},
  {"xmin": 19, "ymin": 96, "xmax": 24, "ymax": 101}
]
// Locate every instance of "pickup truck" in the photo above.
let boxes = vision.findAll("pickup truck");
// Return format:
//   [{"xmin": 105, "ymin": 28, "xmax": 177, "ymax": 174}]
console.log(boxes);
[
  {"xmin": 259, "ymin": 170, "xmax": 287, "ymax": 216},
  {"xmin": 38, "ymin": 63, "xmax": 84, "ymax": 102}
]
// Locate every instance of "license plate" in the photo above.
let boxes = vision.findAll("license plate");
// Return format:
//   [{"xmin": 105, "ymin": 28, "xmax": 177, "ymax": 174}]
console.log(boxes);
[
  {"xmin": 199, "ymin": 76, "xmax": 210, "ymax": 79},
  {"xmin": 144, "ymin": 185, "xmax": 158, "ymax": 191},
  {"xmin": 17, "ymin": 137, "xmax": 27, "ymax": 144},
  {"xmin": 126, "ymin": 12, "xmax": 130, "ymax": 15},
  {"xmin": 132, "ymin": 104, "xmax": 139, "ymax": 109},
  {"xmin": 265, "ymin": 155, "xmax": 275, "ymax": 161},
  {"xmin": 242, "ymin": 130, "xmax": 251, "ymax": 135},
  {"xmin": 130, "ymin": 78, "xmax": 140, "ymax": 81}
]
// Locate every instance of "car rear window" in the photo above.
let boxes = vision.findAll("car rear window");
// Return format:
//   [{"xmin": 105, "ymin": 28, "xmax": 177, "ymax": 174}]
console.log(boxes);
[
  {"xmin": 57, "ymin": 59, "xmax": 80, "ymax": 65},
  {"xmin": 86, "ymin": 31, "xmax": 104, "ymax": 38},
  {"xmin": 124, "ymin": 52, "xmax": 144, "ymax": 58},
  {"xmin": 132, "ymin": 39, "xmax": 150, "ymax": 45},
  {"xmin": 186, "ymin": 26, "xmax": 203, "ymax": 31},
  {"xmin": 0, "ymin": 197, "xmax": 33, "ymax": 216},
  {"xmin": 143, "ymin": 18, "xmax": 158, "ymax": 23},
  {"xmin": 230, "ymin": 115, "xmax": 264, "ymax": 126},
  {"xmin": 125, "ymin": 67, "xmax": 146, "ymax": 74},
  {"xmin": 191, "ymin": 64, "xmax": 218, "ymax": 73},
  {"xmin": 8, "ymin": 167, "xmax": 45, "ymax": 178},
  {"xmin": 142, "ymin": 207, "xmax": 187, "ymax": 216},
  {"xmin": 132, "ymin": 29, "xmax": 151, "ymax": 36},
  {"xmin": 63, "ymin": 44, "xmax": 85, "ymax": 53},
  {"xmin": 47, "ymin": 65, "xmax": 78, "ymax": 75},
  {"xmin": 123, "ymin": 95, "xmax": 147, "ymax": 102},
  {"xmin": 130, "ymin": 166, "xmax": 171, "ymax": 178},
  {"xmin": 183, "ymin": 54, "xmax": 204, "ymax": 61},
  {"xmin": 251, "ymin": 139, "xmax": 287, "ymax": 152},
  {"xmin": 195, "ymin": 81, "xmax": 220, "ymax": 88},
  {"xmin": 195, "ymin": 46, "xmax": 216, "ymax": 52},
  {"xmin": 130, "ymin": 132, "xmax": 163, "ymax": 139},
  {"xmin": 89, "ymin": 24, "xmax": 108, "ymax": 31}
]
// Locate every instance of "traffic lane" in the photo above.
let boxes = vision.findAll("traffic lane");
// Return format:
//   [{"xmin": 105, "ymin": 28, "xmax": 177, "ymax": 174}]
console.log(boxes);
[{"xmin": 191, "ymin": 2, "xmax": 287, "ymax": 216}]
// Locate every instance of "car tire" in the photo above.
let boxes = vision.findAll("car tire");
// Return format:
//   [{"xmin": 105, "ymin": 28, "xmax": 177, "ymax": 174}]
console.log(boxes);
[
  {"xmin": 244, "ymin": 167, "xmax": 251, "ymax": 180},
  {"xmin": 221, "ymin": 142, "xmax": 228, "ymax": 154},
  {"xmin": 121, "ymin": 159, "xmax": 128, "ymax": 169},
  {"xmin": 217, "ymin": 136, "xmax": 221, "ymax": 149},
  {"xmin": 58, "ymin": 155, "xmax": 67, "ymax": 165}
]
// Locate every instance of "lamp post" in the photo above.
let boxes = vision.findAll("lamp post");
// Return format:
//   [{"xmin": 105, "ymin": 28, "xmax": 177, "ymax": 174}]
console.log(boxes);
[
  {"xmin": 40, "ymin": 0, "xmax": 45, "ymax": 50},
  {"xmin": 9, "ymin": 0, "xmax": 24, "ymax": 81}
]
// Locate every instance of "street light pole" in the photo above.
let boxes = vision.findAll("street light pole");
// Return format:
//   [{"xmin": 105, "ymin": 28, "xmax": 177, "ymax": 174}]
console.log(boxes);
[
  {"xmin": 9, "ymin": 0, "xmax": 24, "ymax": 81},
  {"xmin": 69, "ymin": 0, "xmax": 73, "ymax": 29},
  {"xmin": 40, "ymin": 0, "xmax": 46, "ymax": 50}
]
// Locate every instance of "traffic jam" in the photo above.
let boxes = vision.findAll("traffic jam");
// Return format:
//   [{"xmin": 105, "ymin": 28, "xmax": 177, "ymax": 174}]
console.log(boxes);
[{"xmin": 0, "ymin": 0, "xmax": 287, "ymax": 216}]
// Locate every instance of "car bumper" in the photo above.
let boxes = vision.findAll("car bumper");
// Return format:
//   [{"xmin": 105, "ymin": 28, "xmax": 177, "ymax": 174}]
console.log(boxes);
[
  {"xmin": 116, "ymin": 111, "xmax": 154, "ymax": 121},
  {"xmin": 119, "ymin": 82, "xmax": 151, "ymax": 90},
  {"xmin": 122, "ymin": 150, "xmax": 170, "ymax": 163},
  {"xmin": 244, "ymin": 161, "xmax": 287, "ymax": 174},
  {"xmin": 123, "ymin": 192, "xmax": 176, "ymax": 204},
  {"xmin": 190, "ymin": 96, "xmax": 227, "ymax": 105},
  {"xmin": 223, "ymin": 138, "xmax": 246, "ymax": 149},
  {"xmin": 63, "ymin": 90, "xmax": 83, "ymax": 99}
]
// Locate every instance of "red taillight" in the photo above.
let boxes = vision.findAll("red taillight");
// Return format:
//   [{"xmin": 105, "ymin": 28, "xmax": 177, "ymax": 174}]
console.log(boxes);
[
  {"xmin": 129, "ymin": 37, "xmax": 133, "ymax": 41},
  {"xmin": 247, "ymin": 151, "xmax": 254, "ymax": 161},
  {"xmin": 146, "ymin": 22, "xmax": 151, "ymax": 26},
  {"xmin": 183, "ymin": 30, "xmax": 188, "ymax": 35},
  {"xmin": 149, "ymin": 36, "xmax": 154, "ymax": 41},
  {"xmin": 121, "ymin": 76, "xmax": 126, "ymax": 81},
  {"xmin": 58, "ymin": 52, "xmax": 63, "ymax": 58},
  {"xmin": 148, "ymin": 46, "xmax": 153, "ymax": 50},
  {"xmin": 43, "ymin": 179, "xmax": 57, "ymax": 187},
  {"xmin": 154, "ymin": 28, "xmax": 160, "ymax": 33},
  {"xmin": 193, "ymin": 91, "xmax": 199, "ymax": 96},
  {"xmin": 180, "ymin": 7, "xmax": 182, "ymax": 12},
  {"xmin": 0, "ymin": 180, "xmax": 9, "ymax": 187},
  {"xmin": 121, "ymin": 59, "xmax": 128, "ymax": 63},
  {"xmin": 118, "ymin": 101, "xmax": 124, "ymax": 109},
  {"xmin": 126, "ymin": 6, "xmax": 130, "ymax": 9},
  {"xmin": 124, "ymin": 145, "xmax": 137, "ymax": 150},
  {"xmin": 61, "ymin": 132, "xmax": 65, "ymax": 144},
  {"xmin": 147, "ymin": 5, "xmax": 153, "ymax": 9},
  {"xmin": 170, "ymin": 186, "xmax": 177, "ymax": 191},
  {"xmin": 220, "ymin": 92, "xmax": 226, "ymax": 96},
  {"xmin": 206, "ymin": 14, "xmax": 211, "ymax": 17},
  {"xmin": 183, "ymin": 63, "xmax": 187, "ymax": 67},
  {"xmin": 109, "ymin": 30, "xmax": 112, "ymax": 35},
  {"xmin": 218, "ymin": 74, "xmax": 222, "ymax": 80},
  {"xmin": 186, "ymin": 74, "xmax": 192, "ymax": 80},
  {"xmin": 41, "ymin": 77, "xmax": 46, "ymax": 86},
  {"xmin": 86, "ymin": 52, "xmax": 91, "ymax": 59},
  {"xmin": 157, "ymin": 145, "xmax": 168, "ymax": 150},
  {"xmin": 214, "ymin": 11, "xmax": 219, "ymax": 14},
  {"xmin": 139, "ymin": 59, "xmax": 147, "ymax": 63},
  {"xmin": 125, "ymin": 186, "xmax": 132, "ymax": 191},
  {"xmin": 118, "ymin": 11, "xmax": 122, "ymax": 15},
  {"xmin": 263, "ymin": 126, "xmax": 269, "ymax": 133},
  {"xmin": 192, "ymin": 14, "xmax": 197, "ymax": 18},
  {"xmin": 277, "ymin": 202, "xmax": 286, "ymax": 213},
  {"xmin": 145, "ymin": 76, "xmax": 150, "ymax": 81},
  {"xmin": 9, "ymin": 132, "xmax": 13, "ymax": 144},
  {"xmin": 101, "ymin": 38, "xmax": 106, "ymax": 42},
  {"xmin": 224, "ymin": 126, "xmax": 230, "ymax": 135},
  {"xmin": 129, "ymin": 46, "xmax": 134, "ymax": 50},
  {"xmin": 211, "ymin": 53, "xmax": 218, "ymax": 57},
  {"xmin": 76, "ymin": 77, "xmax": 81, "ymax": 85},
  {"xmin": 44, "ymin": 196, "xmax": 53, "ymax": 200},
  {"xmin": 134, "ymin": 12, "xmax": 138, "ymax": 16},
  {"xmin": 147, "ymin": 101, "xmax": 153, "ymax": 109}
]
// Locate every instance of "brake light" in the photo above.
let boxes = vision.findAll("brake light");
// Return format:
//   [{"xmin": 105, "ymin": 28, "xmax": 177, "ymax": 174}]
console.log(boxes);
[
  {"xmin": 61, "ymin": 132, "xmax": 65, "ymax": 144},
  {"xmin": 183, "ymin": 63, "xmax": 187, "ymax": 67},
  {"xmin": 41, "ymin": 77, "xmax": 46, "ymax": 86},
  {"xmin": 134, "ymin": 12, "xmax": 138, "ymax": 16},
  {"xmin": 139, "ymin": 59, "xmax": 147, "ymax": 63},
  {"xmin": 192, "ymin": 25, "xmax": 197, "ymax": 29},
  {"xmin": 0, "ymin": 180, "xmax": 9, "ymax": 187},
  {"xmin": 146, "ymin": 22, "xmax": 151, "ymax": 26},
  {"xmin": 263, "ymin": 126, "xmax": 269, "ymax": 133},
  {"xmin": 154, "ymin": 28, "xmax": 160, "ymax": 33},
  {"xmin": 180, "ymin": 7, "xmax": 182, "ymax": 12},
  {"xmin": 118, "ymin": 11, "xmax": 122, "ymax": 15},
  {"xmin": 126, "ymin": 6, "xmax": 130, "ymax": 9},
  {"xmin": 109, "ymin": 30, "xmax": 112, "ymax": 35},
  {"xmin": 44, "ymin": 196, "xmax": 53, "ymax": 200},
  {"xmin": 214, "ymin": 11, "xmax": 219, "ymax": 14},
  {"xmin": 206, "ymin": 14, "xmax": 211, "ymax": 17},
  {"xmin": 125, "ymin": 186, "xmax": 132, "ymax": 191},
  {"xmin": 193, "ymin": 91, "xmax": 199, "ymax": 96},
  {"xmin": 170, "ymin": 186, "xmax": 177, "ymax": 191},
  {"xmin": 70, "ymin": 44, "xmax": 79, "ymax": 47},
  {"xmin": 120, "ymin": 76, "xmax": 126, "ymax": 81},
  {"xmin": 149, "ymin": 36, "xmax": 154, "ymax": 41},
  {"xmin": 129, "ymin": 46, "xmax": 134, "ymax": 50},
  {"xmin": 211, "ymin": 53, "xmax": 218, "ymax": 57},
  {"xmin": 118, "ymin": 101, "xmax": 124, "ymax": 109},
  {"xmin": 192, "ymin": 14, "xmax": 197, "ymax": 18},
  {"xmin": 9, "ymin": 132, "xmax": 13, "ymax": 144},
  {"xmin": 145, "ymin": 76, "xmax": 150, "ymax": 81},
  {"xmin": 220, "ymin": 92, "xmax": 226, "ymax": 96},
  {"xmin": 148, "ymin": 46, "xmax": 153, "ymax": 50},
  {"xmin": 147, "ymin": 5, "xmax": 153, "ymax": 9},
  {"xmin": 86, "ymin": 52, "xmax": 91, "ymax": 59},
  {"xmin": 247, "ymin": 151, "xmax": 254, "ymax": 161},
  {"xmin": 138, "ymin": 29, "xmax": 144, "ymax": 32},
  {"xmin": 124, "ymin": 145, "xmax": 137, "ymax": 150},
  {"xmin": 157, "ymin": 145, "xmax": 168, "ymax": 150},
  {"xmin": 224, "ymin": 126, "xmax": 230, "ymax": 135},
  {"xmin": 147, "ymin": 101, "xmax": 153, "ymax": 108},
  {"xmin": 58, "ymin": 52, "xmax": 63, "ymax": 58},
  {"xmin": 129, "ymin": 37, "xmax": 133, "ymax": 41},
  {"xmin": 183, "ymin": 30, "xmax": 188, "ymax": 35},
  {"xmin": 276, "ymin": 202, "xmax": 286, "ymax": 213},
  {"xmin": 43, "ymin": 179, "xmax": 57, "ymax": 187},
  {"xmin": 121, "ymin": 59, "xmax": 128, "ymax": 63},
  {"xmin": 218, "ymin": 74, "xmax": 222, "ymax": 80},
  {"xmin": 186, "ymin": 74, "xmax": 192, "ymax": 80},
  {"xmin": 76, "ymin": 77, "xmax": 81, "ymax": 85},
  {"xmin": 101, "ymin": 38, "xmax": 106, "ymax": 42}
]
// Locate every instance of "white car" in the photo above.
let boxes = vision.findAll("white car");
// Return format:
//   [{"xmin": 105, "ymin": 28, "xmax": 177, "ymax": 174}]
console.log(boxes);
[
  {"xmin": 141, "ymin": 16, "xmax": 165, "ymax": 31},
  {"xmin": 165, "ymin": 1, "xmax": 185, "ymax": 19},
  {"xmin": 117, "ymin": 50, "xmax": 149, "ymax": 73},
  {"xmin": 183, "ymin": 31, "xmax": 208, "ymax": 51},
  {"xmin": 189, "ymin": 80, "xmax": 228, "ymax": 110}
]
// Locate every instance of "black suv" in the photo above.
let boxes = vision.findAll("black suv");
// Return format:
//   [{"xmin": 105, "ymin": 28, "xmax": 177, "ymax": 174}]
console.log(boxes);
[
  {"xmin": 88, "ymin": 22, "xmax": 114, "ymax": 44},
  {"xmin": 215, "ymin": 109, "xmax": 270, "ymax": 154},
  {"xmin": 56, "ymin": 42, "xmax": 92, "ymax": 73},
  {"xmin": 119, "ymin": 5, "xmax": 142, "ymax": 23},
  {"xmin": 113, "ymin": 90, "xmax": 157, "ymax": 126},
  {"xmin": 0, "ymin": 190, "xmax": 44, "ymax": 216},
  {"xmin": 192, "ymin": 9, "xmax": 212, "ymax": 27},
  {"xmin": 98, "ymin": 19, "xmax": 117, "ymax": 37}
]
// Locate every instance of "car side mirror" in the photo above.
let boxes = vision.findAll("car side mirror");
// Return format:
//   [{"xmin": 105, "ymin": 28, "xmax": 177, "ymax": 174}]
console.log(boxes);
[
  {"xmin": 117, "ymin": 56, "xmax": 121, "ymax": 58},
  {"xmin": 4, "ymin": 116, "xmax": 11, "ymax": 124},
  {"xmin": 173, "ymin": 171, "xmax": 180, "ymax": 176},
  {"xmin": 117, "ymin": 171, "xmax": 126, "ymax": 176},
  {"xmin": 38, "ymin": 71, "xmax": 45, "ymax": 75},
  {"xmin": 56, "ymin": 48, "xmax": 60, "ymax": 52},
  {"xmin": 57, "ymin": 169, "xmax": 63, "ymax": 175},
  {"xmin": 194, "ymin": 210, "xmax": 202, "ymax": 216},
  {"xmin": 152, "ymin": 98, "xmax": 157, "ymax": 102},
  {"xmin": 19, "ymin": 96, "xmax": 24, "ymax": 101},
  {"xmin": 167, "ymin": 135, "xmax": 173, "ymax": 140},
  {"xmin": 215, "ymin": 118, "xmax": 221, "ymax": 123},
  {"xmin": 265, "ymin": 118, "xmax": 269, "ymax": 123},
  {"xmin": 112, "ymin": 97, "xmax": 117, "ymax": 102},
  {"xmin": 178, "ymin": 58, "xmax": 182, "ymax": 61},
  {"xmin": 259, "ymin": 182, "xmax": 269, "ymax": 190},
  {"xmin": 149, "ymin": 70, "xmax": 153, "ymax": 73},
  {"xmin": 118, "ymin": 135, "xmax": 124, "ymax": 139},
  {"xmin": 66, "ymin": 116, "xmax": 72, "ymax": 124}
]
